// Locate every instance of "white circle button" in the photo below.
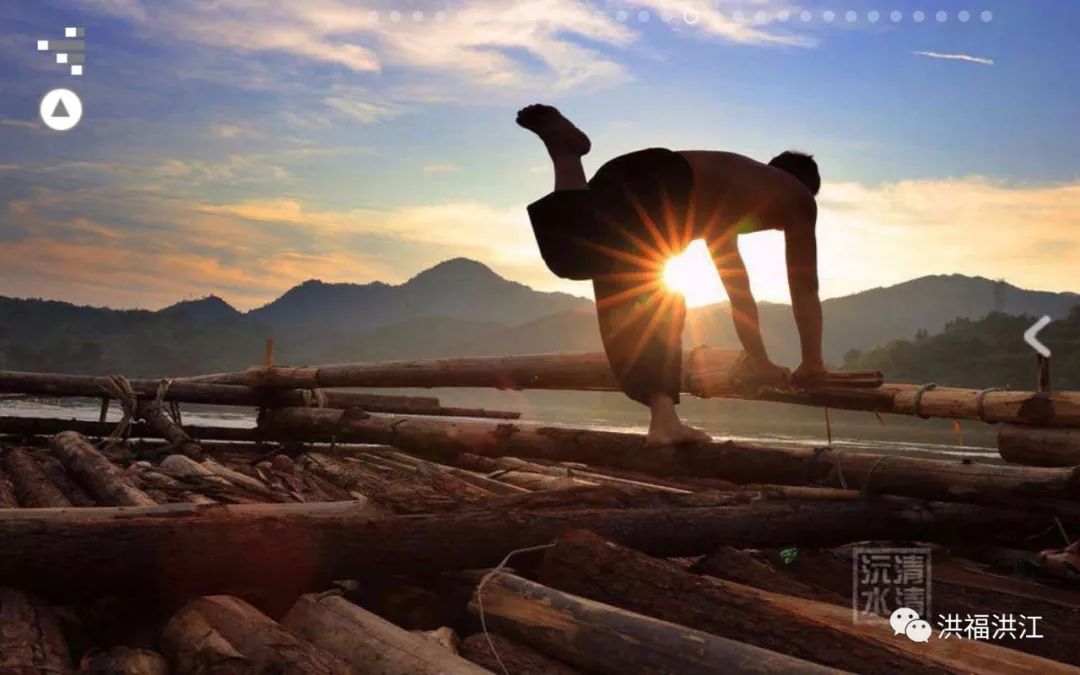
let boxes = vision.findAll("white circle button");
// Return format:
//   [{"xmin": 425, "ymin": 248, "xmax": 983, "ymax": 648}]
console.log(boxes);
[{"xmin": 40, "ymin": 89, "xmax": 83, "ymax": 132}]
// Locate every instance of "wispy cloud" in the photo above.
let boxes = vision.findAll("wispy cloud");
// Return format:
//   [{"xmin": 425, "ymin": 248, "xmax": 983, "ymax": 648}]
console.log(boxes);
[{"xmin": 912, "ymin": 51, "xmax": 995, "ymax": 66}]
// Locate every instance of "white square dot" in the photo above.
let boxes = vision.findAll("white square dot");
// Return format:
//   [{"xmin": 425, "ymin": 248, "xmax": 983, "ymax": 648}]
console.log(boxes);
[
  {"xmin": 66, "ymin": 27, "xmax": 77, "ymax": 37},
  {"xmin": 71, "ymin": 65, "xmax": 83, "ymax": 76},
  {"xmin": 57, "ymin": 53, "xmax": 68, "ymax": 64},
  {"xmin": 37, "ymin": 40, "xmax": 48, "ymax": 51}
]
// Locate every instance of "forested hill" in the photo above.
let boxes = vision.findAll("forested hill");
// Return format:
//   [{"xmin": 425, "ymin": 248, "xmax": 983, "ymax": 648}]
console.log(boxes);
[{"xmin": 843, "ymin": 309, "xmax": 1080, "ymax": 389}]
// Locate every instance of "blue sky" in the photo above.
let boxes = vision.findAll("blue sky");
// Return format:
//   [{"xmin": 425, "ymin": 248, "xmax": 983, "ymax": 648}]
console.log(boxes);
[{"xmin": 0, "ymin": 0, "xmax": 1077, "ymax": 309}]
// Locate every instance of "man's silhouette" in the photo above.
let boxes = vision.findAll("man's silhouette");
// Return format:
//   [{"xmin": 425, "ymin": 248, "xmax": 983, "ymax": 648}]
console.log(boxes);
[{"xmin": 519, "ymin": 104, "xmax": 826, "ymax": 446}]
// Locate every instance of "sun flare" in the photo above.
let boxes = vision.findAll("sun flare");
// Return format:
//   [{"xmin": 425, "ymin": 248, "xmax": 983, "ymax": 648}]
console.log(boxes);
[{"xmin": 662, "ymin": 239, "xmax": 725, "ymax": 307}]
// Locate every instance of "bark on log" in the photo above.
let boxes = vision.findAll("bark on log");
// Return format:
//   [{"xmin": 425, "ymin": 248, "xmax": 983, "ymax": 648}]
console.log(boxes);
[
  {"xmin": 260, "ymin": 408, "xmax": 1080, "ymax": 504},
  {"xmin": 0, "ymin": 495, "xmax": 1048, "ymax": 605},
  {"xmin": 2, "ymin": 447, "xmax": 72, "ymax": 507},
  {"xmin": 999, "ymin": 425, "xmax": 1080, "ymax": 467},
  {"xmin": 50, "ymin": 431, "xmax": 156, "ymax": 507},
  {"xmin": 0, "ymin": 587, "xmax": 73, "ymax": 674},
  {"xmin": 540, "ymin": 532, "xmax": 1078, "ymax": 675},
  {"xmin": 162, "ymin": 596, "xmax": 355, "ymax": 674},
  {"xmin": 543, "ymin": 532, "xmax": 921, "ymax": 673},
  {"xmin": 460, "ymin": 633, "xmax": 580, "ymax": 675},
  {"xmin": 281, "ymin": 593, "xmax": 491, "ymax": 674},
  {"xmin": 0, "ymin": 465, "xmax": 17, "ymax": 508},
  {"xmin": 456, "ymin": 453, "xmax": 690, "ymax": 494},
  {"xmin": 135, "ymin": 400, "xmax": 205, "ymax": 459},
  {"xmin": 78, "ymin": 647, "xmax": 169, "ymax": 675},
  {"xmin": 0, "ymin": 370, "xmax": 521, "ymax": 418},
  {"xmin": 469, "ymin": 571, "xmax": 842, "ymax": 674},
  {"xmin": 159, "ymin": 600, "xmax": 251, "ymax": 675}
]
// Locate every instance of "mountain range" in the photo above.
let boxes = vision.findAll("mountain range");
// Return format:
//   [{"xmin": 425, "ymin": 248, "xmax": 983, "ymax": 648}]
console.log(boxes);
[{"xmin": 0, "ymin": 257, "xmax": 1076, "ymax": 377}]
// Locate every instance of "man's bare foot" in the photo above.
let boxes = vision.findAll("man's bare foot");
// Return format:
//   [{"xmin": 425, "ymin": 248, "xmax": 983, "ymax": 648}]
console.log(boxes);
[
  {"xmin": 516, "ymin": 104, "xmax": 591, "ymax": 156},
  {"xmin": 646, "ymin": 419, "xmax": 712, "ymax": 447}
]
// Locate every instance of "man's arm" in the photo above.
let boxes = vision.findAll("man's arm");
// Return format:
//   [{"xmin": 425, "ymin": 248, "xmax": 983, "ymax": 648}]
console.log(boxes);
[
  {"xmin": 785, "ymin": 204, "xmax": 826, "ymax": 378},
  {"xmin": 717, "ymin": 240, "xmax": 771, "ymax": 366}
]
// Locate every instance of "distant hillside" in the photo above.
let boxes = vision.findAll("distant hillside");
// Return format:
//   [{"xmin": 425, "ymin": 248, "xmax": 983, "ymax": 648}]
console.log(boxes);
[
  {"xmin": 0, "ymin": 261, "xmax": 1076, "ymax": 377},
  {"xmin": 844, "ymin": 308, "xmax": 1080, "ymax": 389}
]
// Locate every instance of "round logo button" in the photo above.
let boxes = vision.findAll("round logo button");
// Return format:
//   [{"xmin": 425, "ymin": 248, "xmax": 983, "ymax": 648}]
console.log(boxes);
[{"xmin": 40, "ymin": 88, "xmax": 83, "ymax": 132}]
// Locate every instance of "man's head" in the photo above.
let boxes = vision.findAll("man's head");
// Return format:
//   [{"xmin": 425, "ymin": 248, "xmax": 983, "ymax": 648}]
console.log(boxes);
[{"xmin": 769, "ymin": 151, "xmax": 820, "ymax": 196}]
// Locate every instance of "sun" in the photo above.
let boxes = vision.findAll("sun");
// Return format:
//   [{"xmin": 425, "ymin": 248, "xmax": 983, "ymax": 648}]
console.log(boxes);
[{"xmin": 662, "ymin": 239, "xmax": 725, "ymax": 307}]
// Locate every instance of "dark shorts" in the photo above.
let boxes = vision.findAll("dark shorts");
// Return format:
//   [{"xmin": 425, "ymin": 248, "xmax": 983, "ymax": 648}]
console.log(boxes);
[{"xmin": 526, "ymin": 148, "xmax": 695, "ymax": 280}]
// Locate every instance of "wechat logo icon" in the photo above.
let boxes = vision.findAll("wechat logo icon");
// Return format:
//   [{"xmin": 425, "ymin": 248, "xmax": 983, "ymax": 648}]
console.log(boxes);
[{"xmin": 890, "ymin": 607, "xmax": 932, "ymax": 643}]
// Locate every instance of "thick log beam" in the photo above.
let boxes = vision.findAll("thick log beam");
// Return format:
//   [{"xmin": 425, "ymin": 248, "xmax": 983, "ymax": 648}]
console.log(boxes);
[
  {"xmin": 282, "ymin": 593, "xmax": 491, "ymax": 674},
  {"xmin": 999, "ymin": 425, "xmax": 1080, "ymax": 467},
  {"xmin": 0, "ymin": 416, "xmax": 261, "ymax": 443},
  {"xmin": 50, "ymin": 431, "xmax": 156, "ymax": 507},
  {"xmin": 540, "ymin": 531, "xmax": 1078, "ymax": 675},
  {"xmin": 162, "ymin": 595, "xmax": 354, "ymax": 674},
  {"xmin": 460, "ymin": 633, "xmax": 579, "ymax": 675},
  {"xmin": 0, "ymin": 495, "xmax": 1049, "ymax": 603},
  {"xmin": 260, "ymin": 408, "xmax": 1080, "ymax": 504},
  {"xmin": 469, "ymin": 571, "xmax": 842, "ymax": 674}
]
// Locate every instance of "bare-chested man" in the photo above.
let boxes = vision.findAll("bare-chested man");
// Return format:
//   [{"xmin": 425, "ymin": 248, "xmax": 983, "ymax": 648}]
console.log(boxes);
[{"xmin": 518, "ymin": 104, "xmax": 826, "ymax": 446}]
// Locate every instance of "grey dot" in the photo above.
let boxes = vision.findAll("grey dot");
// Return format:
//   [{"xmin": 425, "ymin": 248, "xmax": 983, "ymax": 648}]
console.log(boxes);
[
  {"xmin": 890, "ymin": 10, "xmax": 902, "ymax": 22},
  {"xmin": 936, "ymin": 10, "xmax": 948, "ymax": 22},
  {"xmin": 683, "ymin": 9, "xmax": 699, "ymax": 24},
  {"xmin": 958, "ymin": 10, "xmax": 971, "ymax": 22},
  {"xmin": 638, "ymin": 9, "xmax": 650, "ymax": 22},
  {"xmin": 823, "ymin": 10, "xmax": 835, "ymax": 22},
  {"xmin": 389, "ymin": 10, "xmax": 401, "ymax": 22},
  {"xmin": 777, "ymin": 9, "xmax": 791, "ymax": 22},
  {"xmin": 981, "ymin": 10, "xmax": 993, "ymax": 22},
  {"xmin": 435, "ymin": 10, "xmax": 447, "ymax": 22},
  {"xmin": 368, "ymin": 10, "xmax": 379, "ymax": 22},
  {"xmin": 868, "ymin": 10, "xmax": 880, "ymax": 23},
  {"xmin": 845, "ymin": 10, "xmax": 857, "ymax": 22},
  {"xmin": 913, "ymin": 10, "xmax": 925, "ymax": 22},
  {"xmin": 754, "ymin": 9, "xmax": 768, "ymax": 23},
  {"xmin": 732, "ymin": 10, "xmax": 745, "ymax": 23},
  {"xmin": 412, "ymin": 10, "xmax": 423, "ymax": 22},
  {"xmin": 662, "ymin": 11, "xmax": 673, "ymax": 23},
  {"xmin": 800, "ymin": 9, "xmax": 813, "ymax": 22},
  {"xmin": 616, "ymin": 9, "xmax": 628, "ymax": 22}
]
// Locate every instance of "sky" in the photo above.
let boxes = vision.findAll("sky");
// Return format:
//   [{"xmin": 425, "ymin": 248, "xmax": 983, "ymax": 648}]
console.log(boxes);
[{"xmin": 0, "ymin": 0, "xmax": 1077, "ymax": 311}]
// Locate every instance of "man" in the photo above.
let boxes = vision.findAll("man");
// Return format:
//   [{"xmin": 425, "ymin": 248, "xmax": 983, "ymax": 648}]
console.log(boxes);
[{"xmin": 519, "ymin": 104, "xmax": 827, "ymax": 446}]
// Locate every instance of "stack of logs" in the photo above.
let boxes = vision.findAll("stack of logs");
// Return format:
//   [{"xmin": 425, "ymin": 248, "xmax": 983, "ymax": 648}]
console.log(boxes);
[{"xmin": 1, "ymin": 351, "xmax": 1079, "ymax": 673}]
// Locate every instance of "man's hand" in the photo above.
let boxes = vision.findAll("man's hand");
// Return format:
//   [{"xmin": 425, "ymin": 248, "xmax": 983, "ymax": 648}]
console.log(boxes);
[{"xmin": 792, "ymin": 360, "xmax": 829, "ymax": 387}]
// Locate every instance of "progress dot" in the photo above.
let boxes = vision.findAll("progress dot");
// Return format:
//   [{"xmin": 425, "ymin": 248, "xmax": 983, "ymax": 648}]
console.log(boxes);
[
  {"xmin": 936, "ymin": 10, "xmax": 948, "ymax": 22},
  {"xmin": 868, "ymin": 10, "xmax": 880, "ymax": 22},
  {"xmin": 981, "ymin": 10, "xmax": 993, "ymax": 22}
]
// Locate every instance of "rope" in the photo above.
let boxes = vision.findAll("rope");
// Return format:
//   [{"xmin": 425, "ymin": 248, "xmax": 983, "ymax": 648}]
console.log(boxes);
[
  {"xmin": 1055, "ymin": 517, "xmax": 1072, "ymax": 546},
  {"xmin": 862, "ymin": 455, "xmax": 889, "ymax": 495},
  {"xmin": 97, "ymin": 375, "xmax": 138, "ymax": 447},
  {"xmin": 975, "ymin": 387, "xmax": 1009, "ymax": 422},
  {"xmin": 912, "ymin": 383, "xmax": 938, "ymax": 419},
  {"xmin": 805, "ymin": 447, "xmax": 829, "ymax": 485},
  {"xmin": 476, "ymin": 543, "xmax": 556, "ymax": 675},
  {"xmin": 823, "ymin": 407, "xmax": 833, "ymax": 447},
  {"xmin": 833, "ymin": 450, "xmax": 848, "ymax": 490}
]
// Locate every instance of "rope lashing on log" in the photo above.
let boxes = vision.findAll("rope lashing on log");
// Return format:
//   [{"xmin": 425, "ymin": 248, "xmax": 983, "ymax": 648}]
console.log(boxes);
[
  {"xmin": 98, "ymin": 374, "xmax": 138, "ymax": 446},
  {"xmin": 976, "ymin": 387, "xmax": 1010, "ymax": 422},
  {"xmin": 912, "ymin": 383, "xmax": 938, "ymax": 419},
  {"xmin": 804, "ymin": 447, "xmax": 847, "ymax": 488},
  {"xmin": 861, "ymin": 455, "xmax": 889, "ymax": 495},
  {"xmin": 475, "ymin": 543, "xmax": 556, "ymax": 675},
  {"xmin": 301, "ymin": 389, "xmax": 329, "ymax": 408}
]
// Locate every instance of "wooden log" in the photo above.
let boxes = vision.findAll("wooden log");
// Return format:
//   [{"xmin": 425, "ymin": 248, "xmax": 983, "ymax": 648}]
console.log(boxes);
[
  {"xmin": 260, "ymin": 408, "xmax": 1080, "ymax": 504},
  {"xmin": 159, "ymin": 599, "xmax": 251, "ymax": 675},
  {"xmin": 50, "ymin": 431, "xmax": 156, "ymax": 507},
  {"xmin": 0, "ymin": 587, "xmax": 73, "ymax": 674},
  {"xmin": 162, "ymin": 596, "xmax": 355, "ymax": 674},
  {"xmin": 0, "ymin": 370, "xmax": 522, "ymax": 418},
  {"xmin": 35, "ymin": 453, "xmax": 96, "ymax": 506},
  {"xmin": 0, "ymin": 495, "xmax": 1049, "ymax": 605},
  {"xmin": 78, "ymin": 647, "xmax": 169, "ymax": 675},
  {"xmin": 540, "ymin": 532, "xmax": 1079, "ymax": 675},
  {"xmin": 469, "ymin": 571, "xmax": 842, "ymax": 674},
  {"xmin": 0, "ymin": 417, "xmax": 261, "ymax": 442},
  {"xmin": 456, "ymin": 454, "xmax": 691, "ymax": 494},
  {"xmin": 999, "ymin": 425, "xmax": 1080, "ymax": 467},
  {"xmin": 460, "ymin": 633, "xmax": 580, "ymax": 675},
  {"xmin": 134, "ymin": 399, "xmax": 205, "ymax": 459},
  {"xmin": 689, "ymin": 546, "xmax": 847, "ymax": 605},
  {"xmin": 282, "ymin": 593, "xmax": 491, "ymax": 674},
  {"xmin": 184, "ymin": 350, "xmax": 1080, "ymax": 426},
  {"xmin": 2, "ymin": 447, "xmax": 72, "ymax": 507}
]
